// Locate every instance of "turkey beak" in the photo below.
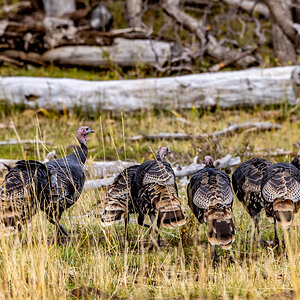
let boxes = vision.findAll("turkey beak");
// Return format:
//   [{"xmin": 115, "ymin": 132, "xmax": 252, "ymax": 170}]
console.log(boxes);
[{"xmin": 89, "ymin": 129, "xmax": 95, "ymax": 134}]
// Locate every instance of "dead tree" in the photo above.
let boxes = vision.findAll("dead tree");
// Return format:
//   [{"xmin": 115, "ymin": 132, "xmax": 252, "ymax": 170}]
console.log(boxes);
[
  {"xmin": 263, "ymin": 0, "xmax": 299, "ymax": 63},
  {"xmin": 159, "ymin": 0, "xmax": 258, "ymax": 68},
  {"xmin": 42, "ymin": 0, "xmax": 76, "ymax": 16},
  {"xmin": 126, "ymin": 0, "xmax": 143, "ymax": 28},
  {"xmin": 272, "ymin": 24, "xmax": 297, "ymax": 65}
]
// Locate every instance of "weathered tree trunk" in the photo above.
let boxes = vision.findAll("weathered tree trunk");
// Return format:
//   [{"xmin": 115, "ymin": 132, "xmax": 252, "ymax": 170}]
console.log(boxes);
[
  {"xmin": 126, "ymin": 0, "xmax": 143, "ymax": 27},
  {"xmin": 263, "ymin": 0, "xmax": 296, "ymax": 43},
  {"xmin": 0, "ymin": 66, "xmax": 297, "ymax": 112},
  {"xmin": 42, "ymin": 0, "xmax": 75, "ymax": 16},
  {"xmin": 272, "ymin": 24, "xmax": 297, "ymax": 65}
]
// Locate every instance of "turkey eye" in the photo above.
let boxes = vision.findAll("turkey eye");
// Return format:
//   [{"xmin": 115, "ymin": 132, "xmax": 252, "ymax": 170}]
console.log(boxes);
[{"xmin": 86, "ymin": 128, "xmax": 89, "ymax": 131}]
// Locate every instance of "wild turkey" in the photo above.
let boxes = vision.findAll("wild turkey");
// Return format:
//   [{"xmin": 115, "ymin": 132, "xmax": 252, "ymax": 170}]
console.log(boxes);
[
  {"xmin": 100, "ymin": 165, "xmax": 140, "ymax": 237},
  {"xmin": 261, "ymin": 162, "xmax": 300, "ymax": 245},
  {"xmin": 43, "ymin": 126, "xmax": 94, "ymax": 237},
  {"xmin": 0, "ymin": 126, "xmax": 94, "ymax": 238},
  {"xmin": 232, "ymin": 158, "xmax": 272, "ymax": 243},
  {"xmin": 0, "ymin": 160, "xmax": 50, "ymax": 232},
  {"xmin": 187, "ymin": 156, "xmax": 235, "ymax": 260},
  {"xmin": 131, "ymin": 147, "xmax": 186, "ymax": 249}
]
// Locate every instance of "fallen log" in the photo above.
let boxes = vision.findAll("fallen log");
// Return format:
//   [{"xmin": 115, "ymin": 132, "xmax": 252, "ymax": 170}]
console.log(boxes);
[
  {"xmin": 41, "ymin": 38, "xmax": 172, "ymax": 67},
  {"xmin": 85, "ymin": 160, "xmax": 136, "ymax": 177},
  {"xmin": 0, "ymin": 66, "xmax": 298, "ymax": 112},
  {"xmin": 245, "ymin": 149, "xmax": 298, "ymax": 158},
  {"xmin": 0, "ymin": 17, "xmax": 178, "ymax": 67},
  {"xmin": 0, "ymin": 139, "xmax": 51, "ymax": 146},
  {"xmin": 129, "ymin": 121, "xmax": 282, "ymax": 141}
]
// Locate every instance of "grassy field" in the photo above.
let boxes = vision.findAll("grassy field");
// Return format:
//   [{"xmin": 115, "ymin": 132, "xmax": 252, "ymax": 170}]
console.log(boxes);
[{"xmin": 0, "ymin": 106, "xmax": 300, "ymax": 299}]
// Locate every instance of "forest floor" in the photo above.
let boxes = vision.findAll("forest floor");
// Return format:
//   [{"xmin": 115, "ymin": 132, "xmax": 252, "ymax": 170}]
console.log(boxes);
[{"xmin": 0, "ymin": 100, "xmax": 299, "ymax": 299}]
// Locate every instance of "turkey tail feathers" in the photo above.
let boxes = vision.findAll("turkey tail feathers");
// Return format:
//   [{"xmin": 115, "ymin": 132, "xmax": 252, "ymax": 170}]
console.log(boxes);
[
  {"xmin": 206, "ymin": 207, "xmax": 235, "ymax": 250},
  {"xmin": 159, "ymin": 207, "xmax": 186, "ymax": 229},
  {"xmin": 152, "ymin": 185, "xmax": 186, "ymax": 229},
  {"xmin": 100, "ymin": 201, "xmax": 125, "ymax": 227},
  {"xmin": 101, "ymin": 165, "xmax": 139, "ymax": 227},
  {"xmin": 273, "ymin": 199, "xmax": 295, "ymax": 228}
]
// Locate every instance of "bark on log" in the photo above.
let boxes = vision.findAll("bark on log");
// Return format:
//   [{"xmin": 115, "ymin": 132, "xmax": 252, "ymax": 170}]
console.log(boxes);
[
  {"xmin": 0, "ymin": 66, "xmax": 297, "ymax": 112},
  {"xmin": 128, "ymin": 122, "xmax": 282, "ymax": 141},
  {"xmin": 41, "ymin": 38, "xmax": 172, "ymax": 67},
  {"xmin": 85, "ymin": 161, "xmax": 136, "ymax": 178}
]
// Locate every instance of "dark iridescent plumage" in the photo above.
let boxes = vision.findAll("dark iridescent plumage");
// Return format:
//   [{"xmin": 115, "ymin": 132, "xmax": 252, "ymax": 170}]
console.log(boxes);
[
  {"xmin": 131, "ymin": 147, "xmax": 186, "ymax": 249},
  {"xmin": 261, "ymin": 161, "xmax": 300, "ymax": 246},
  {"xmin": 232, "ymin": 158, "xmax": 271, "ymax": 241},
  {"xmin": 0, "ymin": 160, "xmax": 50, "ymax": 230},
  {"xmin": 101, "ymin": 165, "xmax": 140, "ymax": 228}
]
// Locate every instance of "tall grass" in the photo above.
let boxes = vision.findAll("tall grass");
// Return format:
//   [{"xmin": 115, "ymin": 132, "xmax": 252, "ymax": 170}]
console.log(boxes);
[{"xmin": 0, "ymin": 108, "xmax": 299, "ymax": 299}]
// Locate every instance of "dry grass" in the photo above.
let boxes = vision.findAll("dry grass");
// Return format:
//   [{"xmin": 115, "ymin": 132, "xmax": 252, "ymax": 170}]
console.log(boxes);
[{"xmin": 0, "ymin": 107, "xmax": 300, "ymax": 299}]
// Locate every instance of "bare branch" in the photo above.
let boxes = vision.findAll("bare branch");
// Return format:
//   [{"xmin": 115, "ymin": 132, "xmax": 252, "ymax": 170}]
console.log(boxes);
[
  {"xmin": 159, "ymin": 0, "xmax": 258, "ymax": 68},
  {"xmin": 128, "ymin": 122, "xmax": 282, "ymax": 141},
  {"xmin": 245, "ymin": 149, "xmax": 298, "ymax": 158}
]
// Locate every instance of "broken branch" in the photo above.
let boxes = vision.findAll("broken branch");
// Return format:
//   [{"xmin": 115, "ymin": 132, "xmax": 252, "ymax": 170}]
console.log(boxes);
[{"xmin": 128, "ymin": 121, "xmax": 282, "ymax": 141}]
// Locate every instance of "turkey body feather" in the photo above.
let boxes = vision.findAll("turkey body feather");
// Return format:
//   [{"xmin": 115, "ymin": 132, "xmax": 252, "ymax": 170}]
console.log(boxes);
[
  {"xmin": 232, "ymin": 158, "xmax": 271, "ymax": 217},
  {"xmin": 101, "ymin": 165, "xmax": 140, "ymax": 227},
  {"xmin": 0, "ymin": 160, "xmax": 50, "ymax": 228},
  {"xmin": 132, "ymin": 160, "xmax": 185, "ymax": 228},
  {"xmin": 131, "ymin": 148, "xmax": 185, "ymax": 249},
  {"xmin": 187, "ymin": 166, "xmax": 235, "ymax": 253},
  {"xmin": 261, "ymin": 163, "xmax": 300, "ymax": 229}
]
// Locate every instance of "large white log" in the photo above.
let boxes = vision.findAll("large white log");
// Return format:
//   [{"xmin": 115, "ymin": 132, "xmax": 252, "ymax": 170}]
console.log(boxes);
[
  {"xmin": 0, "ymin": 66, "xmax": 298, "ymax": 112},
  {"xmin": 42, "ymin": 38, "xmax": 172, "ymax": 67}
]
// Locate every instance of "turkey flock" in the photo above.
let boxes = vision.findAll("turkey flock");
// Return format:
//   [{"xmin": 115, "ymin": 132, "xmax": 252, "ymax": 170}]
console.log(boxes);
[{"xmin": 0, "ymin": 126, "xmax": 299, "ymax": 260}]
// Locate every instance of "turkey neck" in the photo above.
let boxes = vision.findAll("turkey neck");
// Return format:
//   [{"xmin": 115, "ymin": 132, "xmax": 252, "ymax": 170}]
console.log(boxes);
[
  {"xmin": 73, "ymin": 141, "xmax": 88, "ymax": 164},
  {"xmin": 156, "ymin": 154, "xmax": 161, "ymax": 161}
]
